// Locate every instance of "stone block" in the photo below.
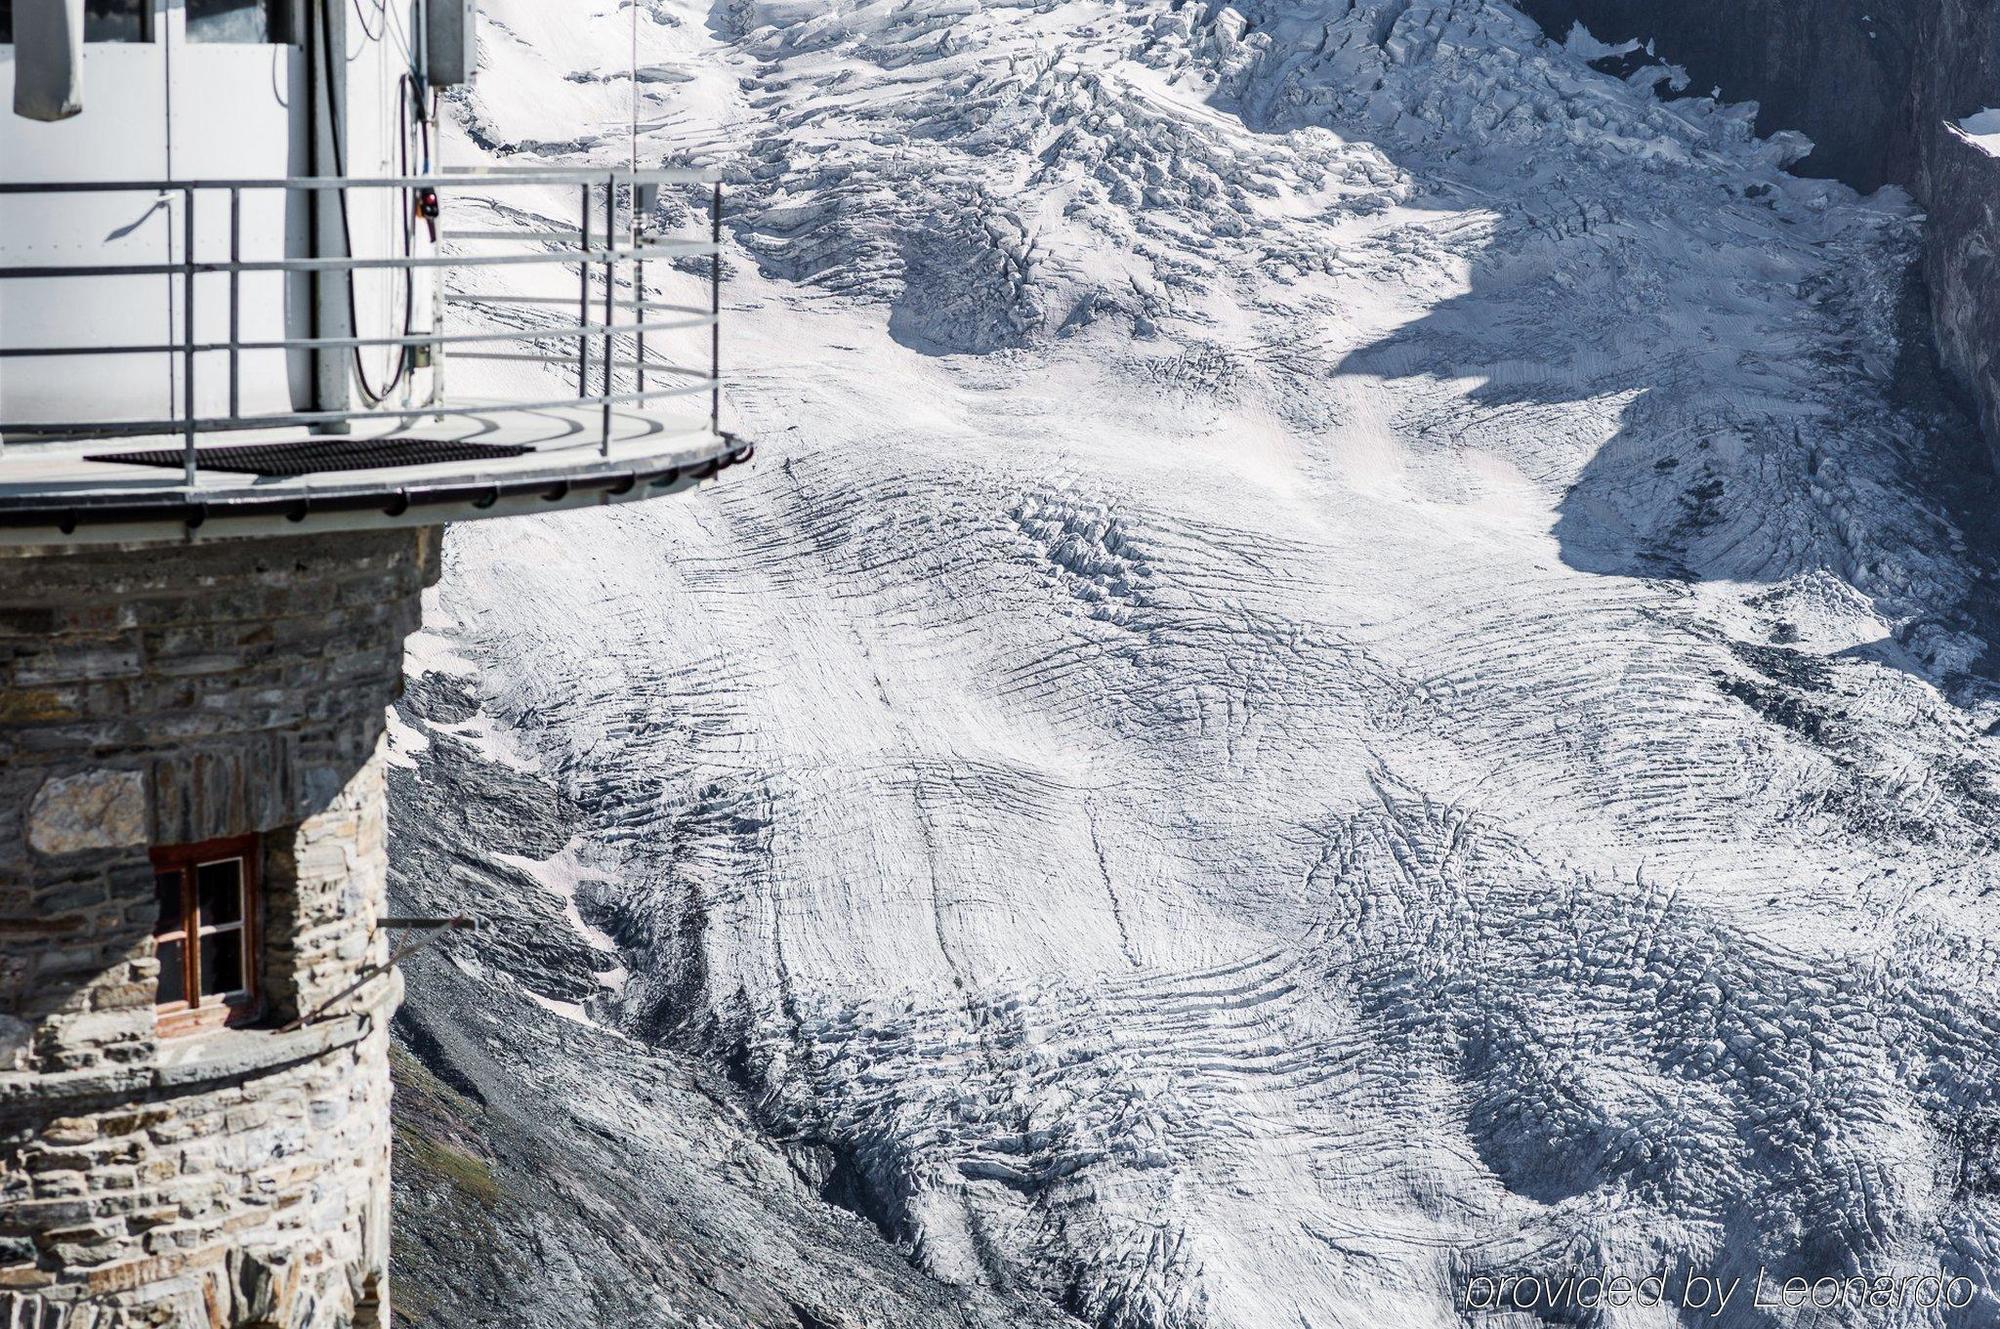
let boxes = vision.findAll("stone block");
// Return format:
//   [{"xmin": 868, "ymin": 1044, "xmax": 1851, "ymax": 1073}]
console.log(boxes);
[
  {"xmin": 83, "ymin": 1247, "xmax": 221, "ymax": 1296},
  {"xmin": 3, "ymin": 1200, "xmax": 89, "ymax": 1229},
  {"xmin": 85, "ymin": 984, "xmax": 155, "ymax": 1014},
  {"xmin": 0, "ymin": 691, "xmax": 79, "ymax": 725},
  {"xmin": 94, "ymin": 1108, "xmax": 170, "ymax": 1139},
  {"xmin": 132, "ymin": 1146, "xmax": 187, "ymax": 1177},
  {"xmin": 21, "ymin": 1149, "xmax": 91, "ymax": 1176},
  {"xmin": 27, "ymin": 1174, "xmax": 84, "ymax": 1201},
  {"xmin": 23, "ymin": 882, "xmax": 108, "ymax": 916},
  {"xmin": 24, "ymin": 773, "xmax": 146, "ymax": 858},
  {"xmin": 124, "ymin": 1208, "xmax": 177, "ymax": 1232},
  {"xmin": 37, "ymin": 1121, "xmax": 91, "ymax": 1149},
  {"xmin": 222, "ymin": 1106, "xmax": 270, "ymax": 1135},
  {"xmin": 89, "ymin": 1168, "xmax": 135, "ymax": 1194},
  {"xmin": 12, "ymin": 648, "xmax": 142, "ymax": 688}
]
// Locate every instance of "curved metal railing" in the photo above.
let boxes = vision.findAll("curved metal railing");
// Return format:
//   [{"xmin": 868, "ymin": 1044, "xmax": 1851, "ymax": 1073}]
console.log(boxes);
[{"xmin": 0, "ymin": 166, "xmax": 724, "ymax": 484}]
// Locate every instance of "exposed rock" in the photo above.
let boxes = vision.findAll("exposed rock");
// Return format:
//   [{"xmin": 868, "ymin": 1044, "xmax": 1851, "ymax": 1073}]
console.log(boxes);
[
  {"xmin": 385, "ymin": 668, "xmax": 1078, "ymax": 1329},
  {"xmin": 1923, "ymin": 116, "xmax": 2000, "ymax": 453},
  {"xmin": 1512, "ymin": 0, "xmax": 2000, "ymax": 462}
]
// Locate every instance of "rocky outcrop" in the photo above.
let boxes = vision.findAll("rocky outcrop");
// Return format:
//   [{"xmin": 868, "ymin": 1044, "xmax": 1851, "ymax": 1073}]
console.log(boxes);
[
  {"xmin": 1915, "ymin": 3, "xmax": 2000, "ymax": 453},
  {"xmin": 1513, "ymin": 0, "xmax": 2000, "ymax": 461},
  {"xmin": 384, "ymin": 668, "xmax": 1082, "ymax": 1329}
]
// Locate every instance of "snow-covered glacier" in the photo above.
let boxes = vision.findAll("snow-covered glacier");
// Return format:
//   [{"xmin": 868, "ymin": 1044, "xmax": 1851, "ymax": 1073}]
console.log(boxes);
[{"xmin": 385, "ymin": 2, "xmax": 2000, "ymax": 1326}]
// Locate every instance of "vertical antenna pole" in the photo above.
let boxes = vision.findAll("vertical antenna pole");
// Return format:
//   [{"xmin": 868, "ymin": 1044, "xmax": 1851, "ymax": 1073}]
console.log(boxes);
[
  {"xmin": 627, "ymin": 0, "xmax": 642, "ymax": 447},
  {"xmin": 577, "ymin": 183, "xmax": 590, "ymax": 399},
  {"xmin": 709, "ymin": 181, "xmax": 721, "ymax": 438},
  {"xmin": 635, "ymin": 243, "xmax": 647, "ymax": 397},
  {"xmin": 431, "ymin": 176, "xmax": 445, "ymax": 414},
  {"xmin": 181, "ymin": 184, "xmax": 198, "ymax": 488},
  {"xmin": 629, "ymin": 0, "xmax": 639, "ymax": 177},
  {"xmin": 602, "ymin": 174, "xmax": 615, "ymax": 457}
]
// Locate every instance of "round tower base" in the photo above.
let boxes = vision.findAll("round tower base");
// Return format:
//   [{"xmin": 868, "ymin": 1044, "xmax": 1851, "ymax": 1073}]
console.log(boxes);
[{"xmin": 0, "ymin": 529, "xmax": 439, "ymax": 1329}]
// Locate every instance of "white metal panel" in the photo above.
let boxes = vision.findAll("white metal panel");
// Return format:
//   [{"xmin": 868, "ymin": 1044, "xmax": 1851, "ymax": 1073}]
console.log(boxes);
[
  {"xmin": 163, "ymin": 3, "xmax": 310, "ymax": 417},
  {"xmin": 1, "ymin": 0, "xmax": 429, "ymax": 433},
  {"xmin": 338, "ymin": 0, "xmax": 436, "ymax": 413},
  {"xmin": 0, "ymin": 34, "xmax": 174, "ymax": 429}
]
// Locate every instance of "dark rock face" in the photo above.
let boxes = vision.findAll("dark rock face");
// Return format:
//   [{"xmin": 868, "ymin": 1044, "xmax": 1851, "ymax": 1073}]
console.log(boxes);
[
  {"xmin": 1927, "ymin": 129, "xmax": 2000, "ymax": 451},
  {"xmin": 1513, "ymin": 0, "xmax": 2000, "ymax": 462},
  {"xmin": 385, "ymin": 671, "xmax": 1078, "ymax": 1329},
  {"xmin": 1913, "ymin": 0, "xmax": 2000, "ymax": 453},
  {"xmin": 1517, "ymin": 0, "xmax": 1910, "ymax": 190}
]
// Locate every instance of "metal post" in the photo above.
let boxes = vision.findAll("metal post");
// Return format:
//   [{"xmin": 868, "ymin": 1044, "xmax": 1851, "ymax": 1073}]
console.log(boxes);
[
  {"xmin": 634, "ymin": 244, "xmax": 646, "ymax": 397},
  {"xmin": 709, "ymin": 181, "xmax": 721, "ymax": 437},
  {"xmin": 430, "ymin": 174, "xmax": 446, "ymax": 415},
  {"xmin": 576, "ymin": 184, "xmax": 590, "ymax": 399},
  {"xmin": 601, "ymin": 174, "xmax": 615, "ymax": 455},
  {"xmin": 309, "ymin": 0, "xmax": 351, "ymax": 432},
  {"xmin": 181, "ymin": 185, "xmax": 197, "ymax": 487},
  {"xmin": 227, "ymin": 186, "xmax": 240, "ymax": 421}
]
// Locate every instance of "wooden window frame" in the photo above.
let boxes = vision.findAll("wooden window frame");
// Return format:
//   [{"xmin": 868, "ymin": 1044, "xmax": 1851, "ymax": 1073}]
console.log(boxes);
[{"xmin": 150, "ymin": 833, "xmax": 262, "ymax": 1037}]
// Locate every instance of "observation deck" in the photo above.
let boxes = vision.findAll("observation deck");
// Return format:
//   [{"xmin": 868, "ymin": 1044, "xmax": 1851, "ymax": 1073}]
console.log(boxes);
[
  {"xmin": 0, "ymin": 4, "xmax": 750, "ymax": 1324},
  {"xmin": 0, "ymin": 166, "xmax": 747, "ymax": 546}
]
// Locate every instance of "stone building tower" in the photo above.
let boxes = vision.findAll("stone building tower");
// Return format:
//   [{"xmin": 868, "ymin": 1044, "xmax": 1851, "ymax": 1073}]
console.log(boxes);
[
  {"xmin": 1, "ymin": 531, "xmax": 434, "ymax": 1328},
  {"xmin": 0, "ymin": 1, "xmax": 742, "ymax": 1322}
]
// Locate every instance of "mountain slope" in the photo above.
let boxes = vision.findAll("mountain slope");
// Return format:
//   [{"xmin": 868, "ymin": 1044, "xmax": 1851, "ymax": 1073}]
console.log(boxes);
[
  {"xmin": 386, "ymin": 670, "xmax": 1078, "ymax": 1328},
  {"xmin": 390, "ymin": 2, "xmax": 2000, "ymax": 1326}
]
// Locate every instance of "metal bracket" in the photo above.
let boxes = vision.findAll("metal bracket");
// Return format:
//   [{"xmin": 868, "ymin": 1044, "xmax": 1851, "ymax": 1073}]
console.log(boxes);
[{"xmin": 278, "ymin": 914, "xmax": 475, "ymax": 1031}]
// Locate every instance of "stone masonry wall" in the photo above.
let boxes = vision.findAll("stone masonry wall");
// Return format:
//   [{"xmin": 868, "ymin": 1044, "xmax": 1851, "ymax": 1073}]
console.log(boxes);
[{"xmin": 0, "ymin": 529, "xmax": 439, "ymax": 1329}]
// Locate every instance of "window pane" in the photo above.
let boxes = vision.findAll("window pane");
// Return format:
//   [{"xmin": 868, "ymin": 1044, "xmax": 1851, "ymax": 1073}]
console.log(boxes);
[
  {"xmin": 196, "ymin": 859, "xmax": 244, "ymax": 928},
  {"xmin": 153, "ymin": 870, "xmax": 184, "ymax": 937},
  {"xmin": 0, "ymin": 0, "xmax": 167, "ymax": 48},
  {"xmin": 84, "ymin": 0, "xmax": 149, "ymax": 41},
  {"xmin": 187, "ymin": 0, "xmax": 289, "ymax": 42},
  {"xmin": 199, "ymin": 930, "xmax": 245, "ymax": 996},
  {"xmin": 156, "ymin": 938, "xmax": 186, "ymax": 1005}
]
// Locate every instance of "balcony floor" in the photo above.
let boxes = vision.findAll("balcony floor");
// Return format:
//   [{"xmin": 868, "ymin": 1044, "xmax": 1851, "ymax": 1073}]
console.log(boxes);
[{"xmin": 0, "ymin": 405, "xmax": 747, "ymax": 546}]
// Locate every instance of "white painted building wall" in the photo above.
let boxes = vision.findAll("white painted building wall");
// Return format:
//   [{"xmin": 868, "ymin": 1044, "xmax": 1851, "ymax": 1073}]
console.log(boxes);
[{"xmin": 0, "ymin": 0, "xmax": 432, "ymax": 432}]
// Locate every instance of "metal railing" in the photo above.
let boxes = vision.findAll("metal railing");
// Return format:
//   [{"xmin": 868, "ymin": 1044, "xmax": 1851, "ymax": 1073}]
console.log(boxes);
[{"xmin": 0, "ymin": 167, "xmax": 724, "ymax": 485}]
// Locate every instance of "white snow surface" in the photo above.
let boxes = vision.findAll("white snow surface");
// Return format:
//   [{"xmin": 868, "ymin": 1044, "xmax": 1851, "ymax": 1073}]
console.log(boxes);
[
  {"xmin": 1956, "ymin": 108, "xmax": 2000, "ymax": 158},
  {"xmin": 408, "ymin": 1, "xmax": 2000, "ymax": 1324}
]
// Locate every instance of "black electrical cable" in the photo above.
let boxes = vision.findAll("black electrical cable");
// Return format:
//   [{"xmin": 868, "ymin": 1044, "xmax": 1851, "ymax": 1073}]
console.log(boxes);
[
  {"xmin": 349, "ymin": 0, "xmax": 386, "ymax": 44},
  {"xmin": 314, "ymin": 0, "xmax": 421, "ymax": 406}
]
